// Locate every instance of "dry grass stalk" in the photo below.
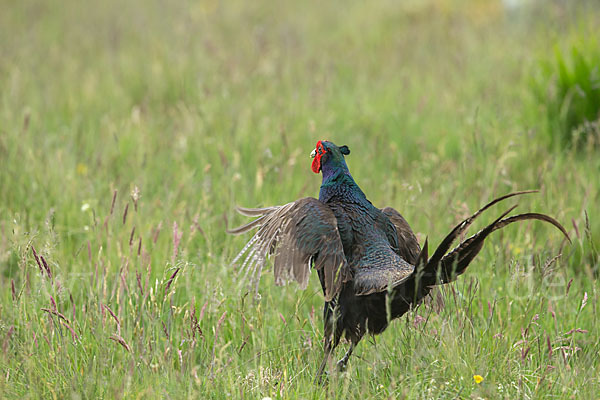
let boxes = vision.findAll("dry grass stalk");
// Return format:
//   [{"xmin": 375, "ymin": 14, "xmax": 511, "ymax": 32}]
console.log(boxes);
[
  {"xmin": 31, "ymin": 246, "xmax": 44, "ymax": 275},
  {"xmin": 40, "ymin": 255, "xmax": 52, "ymax": 281},
  {"xmin": 41, "ymin": 308, "xmax": 70, "ymax": 324},
  {"xmin": 109, "ymin": 334, "xmax": 131, "ymax": 352},
  {"xmin": 123, "ymin": 203, "xmax": 129, "ymax": 225},
  {"xmin": 172, "ymin": 222, "xmax": 182, "ymax": 263},
  {"xmin": 165, "ymin": 267, "xmax": 180, "ymax": 294},
  {"xmin": 129, "ymin": 227, "xmax": 136, "ymax": 246},
  {"xmin": 103, "ymin": 304, "xmax": 121, "ymax": 331},
  {"xmin": 208, "ymin": 311, "xmax": 228, "ymax": 378},
  {"xmin": 153, "ymin": 221, "xmax": 162, "ymax": 244},
  {"xmin": 110, "ymin": 190, "xmax": 117, "ymax": 215}
]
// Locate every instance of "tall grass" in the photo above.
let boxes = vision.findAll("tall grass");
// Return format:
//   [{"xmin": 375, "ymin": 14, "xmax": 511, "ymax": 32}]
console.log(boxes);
[
  {"xmin": 1, "ymin": 0, "xmax": 599, "ymax": 398},
  {"xmin": 531, "ymin": 38, "xmax": 600, "ymax": 148}
]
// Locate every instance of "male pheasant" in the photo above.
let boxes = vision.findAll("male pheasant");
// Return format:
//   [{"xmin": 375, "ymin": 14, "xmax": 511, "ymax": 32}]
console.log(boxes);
[{"xmin": 228, "ymin": 140, "xmax": 569, "ymax": 381}]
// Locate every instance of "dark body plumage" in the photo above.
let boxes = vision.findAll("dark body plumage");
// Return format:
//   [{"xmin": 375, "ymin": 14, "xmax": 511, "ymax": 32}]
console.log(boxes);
[{"xmin": 229, "ymin": 140, "xmax": 569, "ymax": 381}]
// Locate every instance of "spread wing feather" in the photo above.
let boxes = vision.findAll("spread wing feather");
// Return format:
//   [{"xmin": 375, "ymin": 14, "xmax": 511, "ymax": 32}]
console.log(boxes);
[{"xmin": 228, "ymin": 197, "xmax": 351, "ymax": 301}]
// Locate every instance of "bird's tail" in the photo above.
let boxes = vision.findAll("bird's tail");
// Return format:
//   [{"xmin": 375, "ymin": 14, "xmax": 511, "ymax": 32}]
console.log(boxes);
[{"xmin": 414, "ymin": 191, "xmax": 570, "ymax": 290}]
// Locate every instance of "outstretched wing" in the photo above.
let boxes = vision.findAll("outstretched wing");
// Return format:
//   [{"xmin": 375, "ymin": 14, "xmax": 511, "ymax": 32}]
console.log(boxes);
[
  {"xmin": 228, "ymin": 197, "xmax": 351, "ymax": 301},
  {"xmin": 381, "ymin": 207, "xmax": 421, "ymax": 265}
]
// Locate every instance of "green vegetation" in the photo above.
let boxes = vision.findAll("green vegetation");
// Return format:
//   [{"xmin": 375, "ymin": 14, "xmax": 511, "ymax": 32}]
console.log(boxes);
[
  {"xmin": 531, "ymin": 35, "xmax": 600, "ymax": 148},
  {"xmin": 1, "ymin": 0, "xmax": 599, "ymax": 398}
]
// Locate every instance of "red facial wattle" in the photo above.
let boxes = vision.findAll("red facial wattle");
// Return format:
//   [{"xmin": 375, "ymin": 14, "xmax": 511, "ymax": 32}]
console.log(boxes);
[{"xmin": 311, "ymin": 140, "xmax": 325, "ymax": 173}]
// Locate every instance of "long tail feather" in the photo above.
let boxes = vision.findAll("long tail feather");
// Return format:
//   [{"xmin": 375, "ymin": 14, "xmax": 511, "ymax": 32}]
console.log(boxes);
[
  {"xmin": 490, "ymin": 213, "xmax": 570, "ymax": 241},
  {"xmin": 426, "ymin": 190, "xmax": 537, "ymax": 271},
  {"xmin": 415, "ymin": 238, "xmax": 428, "ymax": 268},
  {"xmin": 421, "ymin": 207, "xmax": 569, "ymax": 288},
  {"xmin": 431, "ymin": 205, "xmax": 518, "ymax": 285}
]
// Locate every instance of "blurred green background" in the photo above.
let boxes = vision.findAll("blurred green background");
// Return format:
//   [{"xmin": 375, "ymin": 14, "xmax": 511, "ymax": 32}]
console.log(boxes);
[{"xmin": 1, "ymin": 0, "xmax": 599, "ymax": 398}]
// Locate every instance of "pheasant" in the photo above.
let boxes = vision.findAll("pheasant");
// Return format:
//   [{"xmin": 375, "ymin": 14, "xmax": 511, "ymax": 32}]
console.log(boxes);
[{"xmin": 228, "ymin": 140, "xmax": 569, "ymax": 381}]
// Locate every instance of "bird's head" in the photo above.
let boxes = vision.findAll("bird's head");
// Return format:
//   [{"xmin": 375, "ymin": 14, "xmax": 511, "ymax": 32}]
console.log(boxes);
[{"xmin": 310, "ymin": 140, "xmax": 350, "ymax": 174}]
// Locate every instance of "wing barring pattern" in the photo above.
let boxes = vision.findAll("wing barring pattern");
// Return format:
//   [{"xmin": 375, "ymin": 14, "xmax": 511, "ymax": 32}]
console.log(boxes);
[{"xmin": 228, "ymin": 197, "xmax": 351, "ymax": 300}]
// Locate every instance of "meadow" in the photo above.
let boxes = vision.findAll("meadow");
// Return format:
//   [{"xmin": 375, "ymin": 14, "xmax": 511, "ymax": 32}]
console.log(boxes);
[{"xmin": 1, "ymin": 0, "xmax": 599, "ymax": 398}]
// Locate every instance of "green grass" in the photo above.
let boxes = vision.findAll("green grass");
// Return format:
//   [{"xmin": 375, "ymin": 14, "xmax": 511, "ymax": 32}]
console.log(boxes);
[
  {"xmin": 1, "ymin": 0, "xmax": 599, "ymax": 398},
  {"xmin": 531, "ymin": 34, "xmax": 600, "ymax": 148}
]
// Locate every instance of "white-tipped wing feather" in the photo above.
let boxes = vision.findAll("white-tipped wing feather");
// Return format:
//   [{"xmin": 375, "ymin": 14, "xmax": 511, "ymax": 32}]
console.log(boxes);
[{"xmin": 228, "ymin": 197, "xmax": 351, "ymax": 300}]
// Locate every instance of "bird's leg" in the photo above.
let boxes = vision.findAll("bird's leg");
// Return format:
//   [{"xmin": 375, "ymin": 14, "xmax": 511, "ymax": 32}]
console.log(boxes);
[
  {"xmin": 337, "ymin": 341, "xmax": 358, "ymax": 372},
  {"xmin": 314, "ymin": 336, "xmax": 332, "ymax": 385},
  {"xmin": 315, "ymin": 300, "xmax": 339, "ymax": 384},
  {"xmin": 336, "ymin": 342, "xmax": 355, "ymax": 371}
]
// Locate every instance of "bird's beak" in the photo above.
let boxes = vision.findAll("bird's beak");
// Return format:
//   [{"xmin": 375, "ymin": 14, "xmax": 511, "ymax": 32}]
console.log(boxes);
[{"xmin": 310, "ymin": 149, "xmax": 316, "ymax": 158}]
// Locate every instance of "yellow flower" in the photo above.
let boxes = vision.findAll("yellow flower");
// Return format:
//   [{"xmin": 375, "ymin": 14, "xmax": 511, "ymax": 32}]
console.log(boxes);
[
  {"xmin": 473, "ymin": 374, "xmax": 484, "ymax": 384},
  {"xmin": 76, "ymin": 163, "xmax": 88, "ymax": 176}
]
